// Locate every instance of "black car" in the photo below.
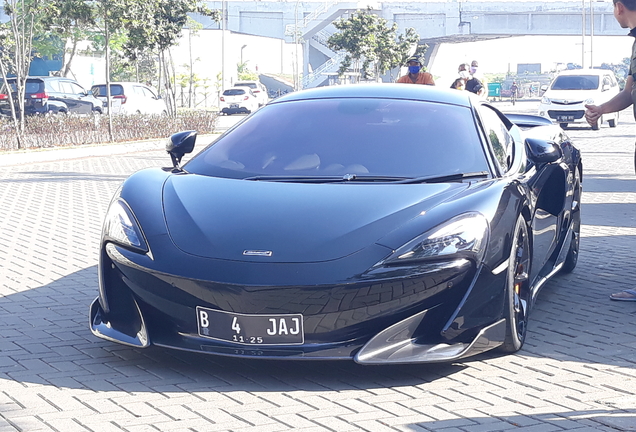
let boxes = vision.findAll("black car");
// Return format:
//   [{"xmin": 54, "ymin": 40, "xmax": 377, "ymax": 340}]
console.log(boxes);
[
  {"xmin": 0, "ymin": 76, "xmax": 102, "ymax": 116},
  {"xmin": 90, "ymin": 84, "xmax": 582, "ymax": 364}
]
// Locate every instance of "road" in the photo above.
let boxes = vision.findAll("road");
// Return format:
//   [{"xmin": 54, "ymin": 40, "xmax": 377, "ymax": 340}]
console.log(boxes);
[{"xmin": 0, "ymin": 99, "xmax": 635, "ymax": 432}]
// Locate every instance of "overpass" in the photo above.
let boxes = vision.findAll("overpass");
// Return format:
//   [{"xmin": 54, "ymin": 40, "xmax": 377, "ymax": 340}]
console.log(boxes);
[{"xmin": 198, "ymin": 0, "xmax": 623, "ymax": 88}]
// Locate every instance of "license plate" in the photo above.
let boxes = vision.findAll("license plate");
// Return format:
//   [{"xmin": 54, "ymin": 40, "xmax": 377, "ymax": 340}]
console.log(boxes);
[
  {"xmin": 196, "ymin": 307, "xmax": 304, "ymax": 345},
  {"xmin": 230, "ymin": 103, "xmax": 239, "ymax": 108},
  {"xmin": 557, "ymin": 115, "xmax": 574, "ymax": 122}
]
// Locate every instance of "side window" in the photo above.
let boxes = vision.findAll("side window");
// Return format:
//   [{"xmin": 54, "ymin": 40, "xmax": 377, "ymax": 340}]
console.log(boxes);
[
  {"xmin": 60, "ymin": 81, "xmax": 74, "ymax": 94},
  {"xmin": 143, "ymin": 87, "xmax": 157, "ymax": 98},
  {"xmin": 46, "ymin": 80, "xmax": 60, "ymax": 92},
  {"xmin": 69, "ymin": 82, "xmax": 86, "ymax": 95},
  {"xmin": 479, "ymin": 106, "xmax": 514, "ymax": 173}
]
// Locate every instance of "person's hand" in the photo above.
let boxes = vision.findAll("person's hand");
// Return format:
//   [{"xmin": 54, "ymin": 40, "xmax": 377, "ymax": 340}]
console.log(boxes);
[{"xmin": 585, "ymin": 104, "xmax": 603, "ymax": 126}]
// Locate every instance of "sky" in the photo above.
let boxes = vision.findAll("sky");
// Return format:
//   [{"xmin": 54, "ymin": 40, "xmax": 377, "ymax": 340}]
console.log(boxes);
[{"xmin": 429, "ymin": 34, "xmax": 633, "ymax": 87}]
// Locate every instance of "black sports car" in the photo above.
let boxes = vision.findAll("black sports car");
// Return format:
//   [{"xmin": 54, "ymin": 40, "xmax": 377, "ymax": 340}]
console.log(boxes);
[{"xmin": 90, "ymin": 84, "xmax": 582, "ymax": 364}]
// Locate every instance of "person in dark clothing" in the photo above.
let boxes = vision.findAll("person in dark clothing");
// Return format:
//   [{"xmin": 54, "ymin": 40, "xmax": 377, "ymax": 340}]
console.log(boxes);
[
  {"xmin": 464, "ymin": 60, "xmax": 485, "ymax": 96},
  {"xmin": 585, "ymin": 0, "xmax": 636, "ymax": 301}
]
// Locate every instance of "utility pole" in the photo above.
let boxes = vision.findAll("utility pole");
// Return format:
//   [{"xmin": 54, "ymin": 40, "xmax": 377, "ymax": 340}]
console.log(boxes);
[{"xmin": 582, "ymin": 0, "xmax": 586, "ymax": 68}]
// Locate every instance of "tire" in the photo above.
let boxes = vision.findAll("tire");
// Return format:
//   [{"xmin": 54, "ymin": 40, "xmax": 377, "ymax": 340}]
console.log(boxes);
[
  {"xmin": 608, "ymin": 118, "xmax": 617, "ymax": 128},
  {"xmin": 499, "ymin": 215, "xmax": 532, "ymax": 353},
  {"xmin": 561, "ymin": 167, "xmax": 582, "ymax": 273},
  {"xmin": 559, "ymin": 123, "xmax": 568, "ymax": 129}
]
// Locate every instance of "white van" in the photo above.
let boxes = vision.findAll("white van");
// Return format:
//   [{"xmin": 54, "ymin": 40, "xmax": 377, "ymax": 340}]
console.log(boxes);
[{"xmin": 537, "ymin": 69, "xmax": 620, "ymax": 130}]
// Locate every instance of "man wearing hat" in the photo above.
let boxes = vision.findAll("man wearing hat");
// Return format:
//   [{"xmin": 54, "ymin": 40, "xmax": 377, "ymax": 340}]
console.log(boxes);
[{"xmin": 396, "ymin": 56, "xmax": 435, "ymax": 85}]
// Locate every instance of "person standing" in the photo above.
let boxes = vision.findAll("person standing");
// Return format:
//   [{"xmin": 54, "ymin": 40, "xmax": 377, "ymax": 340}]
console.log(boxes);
[
  {"xmin": 465, "ymin": 60, "xmax": 486, "ymax": 96},
  {"xmin": 510, "ymin": 81, "xmax": 519, "ymax": 104},
  {"xmin": 585, "ymin": 0, "xmax": 636, "ymax": 301},
  {"xmin": 396, "ymin": 56, "xmax": 435, "ymax": 85}
]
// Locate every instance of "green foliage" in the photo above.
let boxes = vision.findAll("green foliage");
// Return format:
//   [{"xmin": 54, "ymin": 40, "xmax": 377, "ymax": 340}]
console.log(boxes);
[
  {"xmin": 485, "ymin": 73, "xmax": 505, "ymax": 84},
  {"xmin": 327, "ymin": 7, "xmax": 421, "ymax": 80},
  {"xmin": 236, "ymin": 61, "xmax": 258, "ymax": 81}
]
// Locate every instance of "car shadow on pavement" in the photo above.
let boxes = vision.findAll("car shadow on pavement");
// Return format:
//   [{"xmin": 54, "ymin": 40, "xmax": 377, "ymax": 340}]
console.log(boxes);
[{"xmin": 1, "ymin": 258, "xmax": 634, "ymax": 394}]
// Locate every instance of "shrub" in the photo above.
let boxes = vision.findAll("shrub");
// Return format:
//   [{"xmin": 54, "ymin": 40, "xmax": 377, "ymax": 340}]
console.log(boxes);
[{"xmin": 0, "ymin": 111, "xmax": 219, "ymax": 151}]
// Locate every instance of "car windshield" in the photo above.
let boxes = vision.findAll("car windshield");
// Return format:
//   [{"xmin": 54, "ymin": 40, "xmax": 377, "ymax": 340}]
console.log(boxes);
[
  {"xmin": 91, "ymin": 85, "xmax": 124, "ymax": 96},
  {"xmin": 224, "ymin": 89, "xmax": 246, "ymax": 96},
  {"xmin": 551, "ymin": 75, "xmax": 599, "ymax": 90},
  {"xmin": 185, "ymin": 98, "xmax": 489, "ymax": 180}
]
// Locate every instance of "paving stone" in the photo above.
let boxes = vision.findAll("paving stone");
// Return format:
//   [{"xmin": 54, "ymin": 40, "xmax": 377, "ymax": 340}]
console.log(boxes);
[{"xmin": 0, "ymin": 103, "xmax": 635, "ymax": 431}]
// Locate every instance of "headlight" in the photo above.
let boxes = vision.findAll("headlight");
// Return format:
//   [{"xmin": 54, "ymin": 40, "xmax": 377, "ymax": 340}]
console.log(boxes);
[
  {"xmin": 382, "ymin": 213, "xmax": 489, "ymax": 265},
  {"xmin": 541, "ymin": 96, "xmax": 551, "ymax": 105},
  {"xmin": 103, "ymin": 199, "xmax": 148, "ymax": 252}
]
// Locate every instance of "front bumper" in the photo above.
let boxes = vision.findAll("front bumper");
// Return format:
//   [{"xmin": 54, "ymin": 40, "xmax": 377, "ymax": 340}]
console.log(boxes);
[{"xmin": 90, "ymin": 240, "xmax": 508, "ymax": 363}]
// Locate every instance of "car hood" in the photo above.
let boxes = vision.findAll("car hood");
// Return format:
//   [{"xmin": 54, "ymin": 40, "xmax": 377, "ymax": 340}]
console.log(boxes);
[
  {"xmin": 544, "ymin": 89, "xmax": 598, "ymax": 101},
  {"xmin": 162, "ymin": 175, "xmax": 468, "ymax": 263}
]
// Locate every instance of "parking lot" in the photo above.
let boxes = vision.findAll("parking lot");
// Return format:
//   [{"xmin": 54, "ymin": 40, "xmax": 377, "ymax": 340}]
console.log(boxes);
[{"xmin": 0, "ymin": 100, "xmax": 635, "ymax": 432}]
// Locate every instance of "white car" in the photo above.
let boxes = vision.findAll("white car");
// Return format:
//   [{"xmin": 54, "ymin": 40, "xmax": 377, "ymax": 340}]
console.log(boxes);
[
  {"xmin": 91, "ymin": 82, "xmax": 167, "ymax": 115},
  {"xmin": 233, "ymin": 81, "xmax": 268, "ymax": 106},
  {"xmin": 538, "ymin": 69, "xmax": 620, "ymax": 130},
  {"xmin": 219, "ymin": 87, "xmax": 259, "ymax": 115}
]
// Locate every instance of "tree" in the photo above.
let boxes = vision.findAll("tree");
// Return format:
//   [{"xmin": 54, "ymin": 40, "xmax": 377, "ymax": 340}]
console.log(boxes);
[
  {"xmin": 327, "ymin": 8, "xmax": 422, "ymax": 81},
  {"xmin": 38, "ymin": 0, "xmax": 96, "ymax": 77},
  {"xmin": 115, "ymin": 0, "xmax": 220, "ymax": 116},
  {"xmin": 0, "ymin": 0, "xmax": 48, "ymax": 148}
]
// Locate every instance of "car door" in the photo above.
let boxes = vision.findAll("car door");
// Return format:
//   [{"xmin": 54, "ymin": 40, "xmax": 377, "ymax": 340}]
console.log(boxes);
[
  {"xmin": 59, "ymin": 81, "xmax": 91, "ymax": 113},
  {"xmin": 479, "ymin": 105, "xmax": 562, "ymax": 286},
  {"xmin": 70, "ymin": 82, "xmax": 95, "ymax": 113}
]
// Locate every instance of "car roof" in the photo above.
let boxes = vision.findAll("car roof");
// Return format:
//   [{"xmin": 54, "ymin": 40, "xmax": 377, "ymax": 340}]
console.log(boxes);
[
  {"xmin": 271, "ymin": 83, "xmax": 473, "ymax": 107},
  {"xmin": 555, "ymin": 69, "xmax": 613, "ymax": 76},
  {"xmin": 90, "ymin": 82, "xmax": 149, "ymax": 87}
]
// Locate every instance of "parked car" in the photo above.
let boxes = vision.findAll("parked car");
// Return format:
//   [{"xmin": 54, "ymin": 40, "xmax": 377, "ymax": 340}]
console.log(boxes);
[
  {"xmin": 233, "ymin": 80, "xmax": 268, "ymax": 106},
  {"xmin": 219, "ymin": 87, "xmax": 259, "ymax": 115},
  {"xmin": 90, "ymin": 84, "xmax": 582, "ymax": 364},
  {"xmin": 0, "ymin": 76, "xmax": 102, "ymax": 116},
  {"xmin": 90, "ymin": 82, "xmax": 167, "ymax": 115},
  {"xmin": 538, "ymin": 69, "xmax": 620, "ymax": 129}
]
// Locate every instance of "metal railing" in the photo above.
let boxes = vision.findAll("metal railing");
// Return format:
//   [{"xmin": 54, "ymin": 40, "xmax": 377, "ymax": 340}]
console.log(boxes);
[{"xmin": 301, "ymin": 51, "xmax": 346, "ymax": 88}]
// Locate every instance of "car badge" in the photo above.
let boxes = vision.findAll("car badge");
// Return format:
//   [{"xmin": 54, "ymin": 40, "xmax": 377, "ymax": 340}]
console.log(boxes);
[{"xmin": 243, "ymin": 250, "xmax": 273, "ymax": 257}]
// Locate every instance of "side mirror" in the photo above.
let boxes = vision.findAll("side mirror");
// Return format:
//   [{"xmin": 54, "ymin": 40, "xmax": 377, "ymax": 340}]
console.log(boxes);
[
  {"xmin": 602, "ymin": 84, "xmax": 610, "ymax": 91},
  {"xmin": 526, "ymin": 138, "xmax": 562, "ymax": 165},
  {"xmin": 166, "ymin": 130, "xmax": 197, "ymax": 170}
]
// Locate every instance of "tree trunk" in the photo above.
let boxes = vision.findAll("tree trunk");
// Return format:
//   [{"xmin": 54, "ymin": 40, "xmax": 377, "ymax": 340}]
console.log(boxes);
[{"xmin": 62, "ymin": 36, "xmax": 79, "ymax": 77}]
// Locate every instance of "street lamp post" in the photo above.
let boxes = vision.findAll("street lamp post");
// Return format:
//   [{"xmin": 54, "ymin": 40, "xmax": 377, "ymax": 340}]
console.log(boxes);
[
  {"xmin": 590, "ymin": 0, "xmax": 594, "ymax": 68},
  {"xmin": 241, "ymin": 44, "xmax": 247, "ymax": 64},
  {"xmin": 582, "ymin": 0, "xmax": 586, "ymax": 68}
]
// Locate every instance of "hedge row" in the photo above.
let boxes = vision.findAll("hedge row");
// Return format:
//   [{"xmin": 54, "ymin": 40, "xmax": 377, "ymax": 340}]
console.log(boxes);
[{"xmin": 0, "ymin": 111, "xmax": 218, "ymax": 151}]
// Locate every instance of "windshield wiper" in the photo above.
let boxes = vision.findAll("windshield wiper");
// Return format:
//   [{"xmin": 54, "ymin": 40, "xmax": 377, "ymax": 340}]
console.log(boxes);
[
  {"xmin": 243, "ymin": 174, "xmax": 408, "ymax": 183},
  {"xmin": 395, "ymin": 171, "xmax": 490, "ymax": 184}
]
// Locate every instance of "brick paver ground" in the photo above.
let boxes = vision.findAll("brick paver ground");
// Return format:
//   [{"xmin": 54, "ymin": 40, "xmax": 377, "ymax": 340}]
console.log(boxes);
[{"xmin": 0, "ymin": 102, "xmax": 635, "ymax": 431}]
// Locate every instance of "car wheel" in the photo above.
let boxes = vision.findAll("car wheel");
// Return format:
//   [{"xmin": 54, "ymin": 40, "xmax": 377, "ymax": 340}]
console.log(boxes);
[
  {"xmin": 559, "ymin": 123, "xmax": 568, "ymax": 129},
  {"xmin": 608, "ymin": 118, "xmax": 617, "ymax": 128},
  {"xmin": 561, "ymin": 167, "xmax": 582, "ymax": 273},
  {"xmin": 499, "ymin": 215, "xmax": 531, "ymax": 353}
]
